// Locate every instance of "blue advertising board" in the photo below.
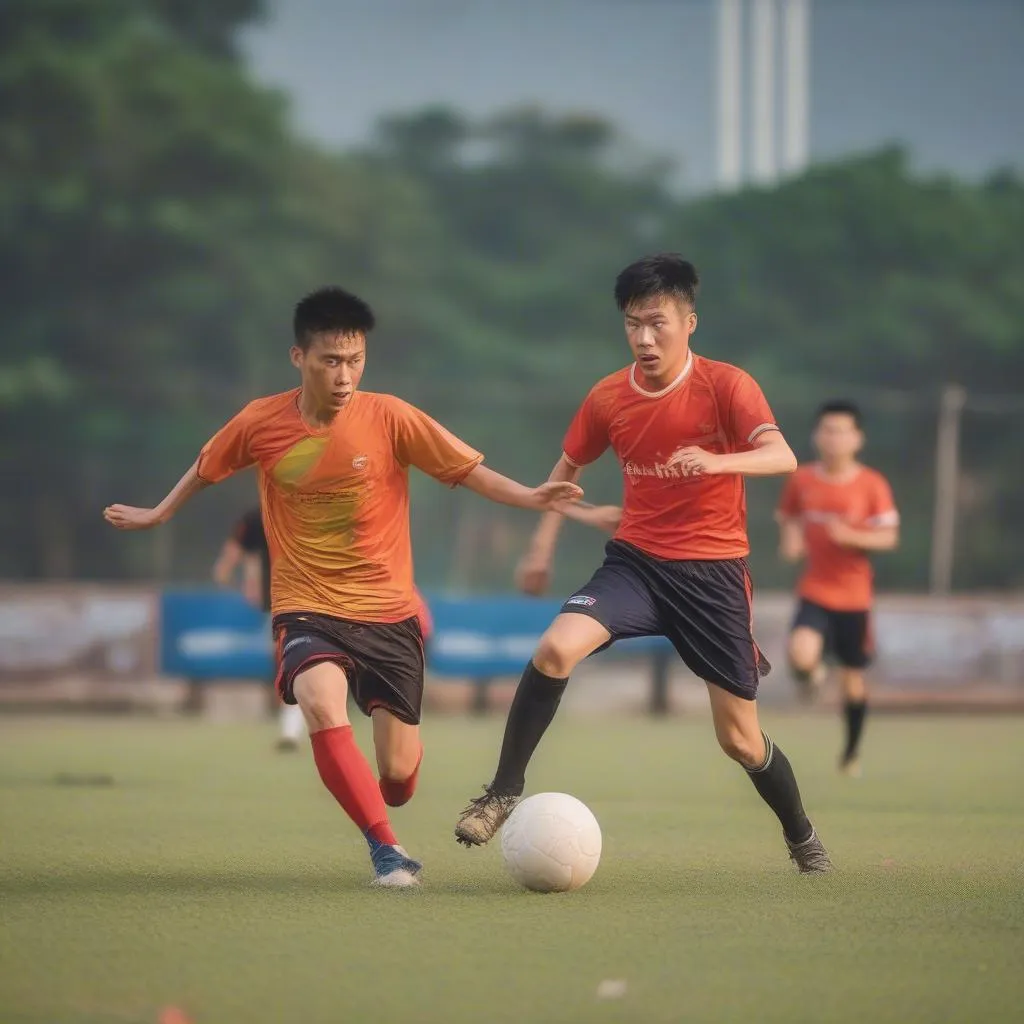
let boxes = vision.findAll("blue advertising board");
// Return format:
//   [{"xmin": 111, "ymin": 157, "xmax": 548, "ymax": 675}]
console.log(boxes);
[
  {"xmin": 160, "ymin": 589, "xmax": 273, "ymax": 679},
  {"xmin": 159, "ymin": 588, "xmax": 670, "ymax": 682},
  {"xmin": 424, "ymin": 592, "xmax": 670, "ymax": 679}
]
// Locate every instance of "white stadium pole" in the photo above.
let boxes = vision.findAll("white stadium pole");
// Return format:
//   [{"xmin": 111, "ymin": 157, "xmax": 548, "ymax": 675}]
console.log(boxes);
[
  {"xmin": 750, "ymin": 0, "xmax": 776, "ymax": 184},
  {"xmin": 782, "ymin": 0, "xmax": 810, "ymax": 174},
  {"xmin": 716, "ymin": 0, "xmax": 743, "ymax": 190}
]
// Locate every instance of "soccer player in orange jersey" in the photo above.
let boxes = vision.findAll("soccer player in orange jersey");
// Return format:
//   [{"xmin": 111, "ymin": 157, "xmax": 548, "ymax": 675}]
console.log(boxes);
[
  {"xmin": 776, "ymin": 401, "xmax": 900, "ymax": 777},
  {"xmin": 454, "ymin": 254, "xmax": 833, "ymax": 873},
  {"xmin": 104, "ymin": 287, "xmax": 582, "ymax": 888}
]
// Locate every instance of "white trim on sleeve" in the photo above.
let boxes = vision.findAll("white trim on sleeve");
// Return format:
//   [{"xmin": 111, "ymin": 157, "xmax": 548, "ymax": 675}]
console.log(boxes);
[{"xmin": 747, "ymin": 423, "xmax": 780, "ymax": 443}]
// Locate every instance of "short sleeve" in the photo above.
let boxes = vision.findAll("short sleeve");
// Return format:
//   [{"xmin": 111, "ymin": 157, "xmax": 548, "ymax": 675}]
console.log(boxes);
[
  {"xmin": 776, "ymin": 473, "xmax": 803, "ymax": 520},
  {"xmin": 234, "ymin": 509, "xmax": 264, "ymax": 552},
  {"xmin": 726, "ymin": 371, "xmax": 778, "ymax": 448},
  {"xmin": 197, "ymin": 407, "xmax": 257, "ymax": 484},
  {"xmin": 389, "ymin": 398, "xmax": 483, "ymax": 486},
  {"xmin": 866, "ymin": 474, "xmax": 900, "ymax": 527},
  {"xmin": 562, "ymin": 389, "xmax": 609, "ymax": 468}
]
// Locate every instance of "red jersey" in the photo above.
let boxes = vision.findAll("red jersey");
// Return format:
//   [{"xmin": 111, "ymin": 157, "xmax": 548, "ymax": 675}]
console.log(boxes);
[
  {"xmin": 562, "ymin": 353, "xmax": 778, "ymax": 560},
  {"xmin": 198, "ymin": 389, "xmax": 483, "ymax": 622},
  {"xmin": 777, "ymin": 463, "xmax": 899, "ymax": 611}
]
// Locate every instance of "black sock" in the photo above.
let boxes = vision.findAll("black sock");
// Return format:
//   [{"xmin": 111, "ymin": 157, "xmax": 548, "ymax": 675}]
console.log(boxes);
[
  {"xmin": 843, "ymin": 700, "xmax": 868, "ymax": 761},
  {"xmin": 745, "ymin": 732, "xmax": 812, "ymax": 845},
  {"xmin": 491, "ymin": 661, "xmax": 568, "ymax": 795}
]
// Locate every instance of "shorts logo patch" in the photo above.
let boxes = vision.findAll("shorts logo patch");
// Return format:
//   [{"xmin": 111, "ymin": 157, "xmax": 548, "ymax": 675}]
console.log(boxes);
[
  {"xmin": 566, "ymin": 595, "xmax": 597, "ymax": 607},
  {"xmin": 351, "ymin": 455, "xmax": 369, "ymax": 471},
  {"xmin": 282, "ymin": 636, "xmax": 313, "ymax": 655}
]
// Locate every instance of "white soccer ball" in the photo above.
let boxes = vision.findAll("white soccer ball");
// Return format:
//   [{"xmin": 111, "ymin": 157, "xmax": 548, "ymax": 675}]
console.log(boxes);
[{"xmin": 500, "ymin": 792, "xmax": 602, "ymax": 893}]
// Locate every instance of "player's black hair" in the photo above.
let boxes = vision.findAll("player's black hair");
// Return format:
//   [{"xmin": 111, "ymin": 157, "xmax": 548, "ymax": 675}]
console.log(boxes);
[
  {"xmin": 614, "ymin": 253, "xmax": 699, "ymax": 311},
  {"xmin": 815, "ymin": 399, "xmax": 863, "ymax": 428},
  {"xmin": 293, "ymin": 287, "xmax": 376, "ymax": 350}
]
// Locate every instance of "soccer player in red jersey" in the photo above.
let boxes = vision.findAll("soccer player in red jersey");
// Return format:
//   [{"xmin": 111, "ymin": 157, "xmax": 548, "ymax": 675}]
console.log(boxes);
[
  {"xmin": 104, "ymin": 287, "xmax": 582, "ymax": 888},
  {"xmin": 454, "ymin": 254, "xmax": 833, "ymax": 873},
  {"xmin": 776, "ymin": 401, "xmax": 900, "ymax": 777}
]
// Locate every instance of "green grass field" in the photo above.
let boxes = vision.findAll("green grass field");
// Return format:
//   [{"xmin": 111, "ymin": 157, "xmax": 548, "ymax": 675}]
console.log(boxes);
[{"xmin": 1, "ymin": 711, "xmax": 1022, "ymax": 1024}]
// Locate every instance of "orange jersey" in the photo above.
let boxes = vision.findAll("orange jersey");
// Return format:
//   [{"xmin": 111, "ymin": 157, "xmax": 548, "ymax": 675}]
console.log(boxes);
[
  {"xmin": 198, "ymin": 389, "xmax": 483, "ymax": 622},
  {"xmin": 563, "ymin": 353, "xmax": 778, "ymax": 560},
  {"xmin": 777, "ymin": 464, "xmax": 899, "ymax": 611}
]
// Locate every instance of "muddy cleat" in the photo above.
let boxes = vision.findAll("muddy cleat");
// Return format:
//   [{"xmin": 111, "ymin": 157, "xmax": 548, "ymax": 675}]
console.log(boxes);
[
  {"xmin": 838, "ymin": 755, "xmax": 862, "ymax": 778},
  {"xmin": 786, "ymin": 829, "xmax": 834, "ymax": 874},
  {"xmin": 454, "ymin": 786, "xmax": 520, "ymax": 847},
  {"xmin": 370, "ymin": 843, "xmax": 423, "ymax": 888}
]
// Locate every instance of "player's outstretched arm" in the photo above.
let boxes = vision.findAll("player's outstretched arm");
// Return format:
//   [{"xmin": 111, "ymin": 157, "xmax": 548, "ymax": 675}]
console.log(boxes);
[
  {"xmin": 668, "ymin": 430, "xmax": 797, "ymax": 479},
  {"xmin": 460, "ymin": 464, "xmax": 583, "ymax": 512},
  {"xmin": 514, "ymin": 455, "xmax": 582, "ymax": 595},
  {"xmin": 103, "ymin": 459, "xmax": 208, "ymax": 531}
]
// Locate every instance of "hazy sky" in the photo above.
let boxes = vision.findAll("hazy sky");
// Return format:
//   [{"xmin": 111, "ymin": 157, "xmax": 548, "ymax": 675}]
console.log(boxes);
[{"xmin": 242, "ymin": 0, "xmax": 1024, "ymax": 191}]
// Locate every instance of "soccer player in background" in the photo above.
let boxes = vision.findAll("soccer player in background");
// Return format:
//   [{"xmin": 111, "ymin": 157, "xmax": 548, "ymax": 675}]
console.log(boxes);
[
  {"xmin": 212, "ymin": 507, "xmax": 306, "ymax": 751},
  {"xmin": 104, "ymin": 286, "xmax": 582, "ymax": 888},
  {"xmin": 776, "ymin": 401, "xmax": 900, "ymax": 777},
  {"xmin": 453, "ymin": 254, "xmax": 833, "ymax": 874}
]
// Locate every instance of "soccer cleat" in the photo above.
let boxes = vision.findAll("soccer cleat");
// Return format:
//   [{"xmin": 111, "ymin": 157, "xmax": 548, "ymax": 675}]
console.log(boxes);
[
  {"xmin": 838, "ymin": 755, "xmax": 862, "ymax": 778},
  {"xmin": 786, "ymin": 829, "xmax": 834, "ymax": 874},
  {"xmin": 275, "ymin": 737, "xmax": 301, "ymax": 753},
  {"xmin": 454, "ymin": 786, "xmax": 521, "ymax": 847},
  {"xmin": 370, "ymin": 843, "xmax": 423, "ymax": 888}
]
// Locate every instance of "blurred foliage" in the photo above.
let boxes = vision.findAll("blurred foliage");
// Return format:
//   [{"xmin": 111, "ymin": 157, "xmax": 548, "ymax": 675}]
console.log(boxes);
[{"xmin": 1, "ymin": 2, "xmax": 1022, "ymax": 591}]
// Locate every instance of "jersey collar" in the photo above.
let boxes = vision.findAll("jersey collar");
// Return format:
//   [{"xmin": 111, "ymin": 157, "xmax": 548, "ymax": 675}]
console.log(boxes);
[{"xmin": 629, "ymin": 352, "xmax": 694, "ymax": 399}]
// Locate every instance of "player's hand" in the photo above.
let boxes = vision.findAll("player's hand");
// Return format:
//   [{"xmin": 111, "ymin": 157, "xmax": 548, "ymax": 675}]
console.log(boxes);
[
  {"xmin": 825, "ymin": 519, "xmax": 859, "ymax": 546},
  {"xmin": 515, "ymin": 552, "xmax": 552, "ymax": 596},
  {"xmin": 528, "ymin": 480, "xmax": 584, "ymax": 511},
  {"xmin": 103, "ymin": 504, "xmax": 164, "ymax": 530},
  {"xmin": 666, "ymin": 446, "xmax": 722, "ymax": 477}
]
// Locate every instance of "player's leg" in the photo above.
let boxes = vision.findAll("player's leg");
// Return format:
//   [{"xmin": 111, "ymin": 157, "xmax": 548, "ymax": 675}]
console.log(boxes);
[
  {"xmin": 788, "ymin": 600, "xmax": 829, "ymax": 699},
  {"xmin": 454, "ymin": 547, "xmax": 660, "ymax": 847},
  {"xmin": 372, "ymin": 710, "xmax": 423, "ymax": 807},
  {"xmin": 662, "ymin": 558, "xmax": 832, "ymax": 873},
  {"xmin": 454, "ymin": 612, "xmax": 611, "ymax": 847},
  {"xmin": 704, "ymin": 684, "xmax": 828, "ymax": 871},
  {"xmin": 834, "ymin": 611, "xmax": 872, "ymax": 776},
  {"xmin": 291, "ymin": 660, "xmax": 419, "ymax": 885},
  {"xmin": 277, "ymin": 702, "xmax": 306, "ymax": 749}
]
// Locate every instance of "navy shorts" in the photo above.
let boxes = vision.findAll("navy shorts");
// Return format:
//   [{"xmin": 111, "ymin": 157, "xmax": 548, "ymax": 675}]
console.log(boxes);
[
  {"xmin": 561, "ymin": 540, "xmax": 770, "ymax": 700},
  {"xmin": 792, "ymin": 599, "xmax": 873, "ymax": 669},
  {"xmin": 273, "ymin": 612, "xmax": 425, "ymax": 724}
]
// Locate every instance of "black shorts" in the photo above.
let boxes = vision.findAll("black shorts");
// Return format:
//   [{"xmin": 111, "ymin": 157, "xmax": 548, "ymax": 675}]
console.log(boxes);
[
  {"xmin": 792, "ymin": 598, "xmax": 873, "ymax": 669},
  {"xmin": 272, "ymin": 612, "xmax": 425, "ymax": 725},
  {"xmin": 561, "ymin": 540, "xmax": 770, "ymax": 701}
]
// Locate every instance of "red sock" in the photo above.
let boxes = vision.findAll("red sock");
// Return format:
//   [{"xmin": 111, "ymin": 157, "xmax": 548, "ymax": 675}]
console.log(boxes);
[
  {"xmin": 379, "ymin": 746, "xmax": 423, "ymax": 808},
  {"xmin": 310, "ymin": 726, "xmax": 397, "ymax": 847}
]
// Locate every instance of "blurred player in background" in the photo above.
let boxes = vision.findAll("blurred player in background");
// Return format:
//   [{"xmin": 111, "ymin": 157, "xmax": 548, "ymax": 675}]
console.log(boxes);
[
  {"xmin": 212, "ymin": 507, "xmax": 305, "ymax": 751},
  {"xmin": 776, "ymin": 400, "xmax": 900, "ymax": 777},
  {"xmin": 454, "ymin": 254, "xmax": 833, "ymax": 874},
  {"xmin": 105, "ymin": 286, "xmax": 582, "ymax": 888}
]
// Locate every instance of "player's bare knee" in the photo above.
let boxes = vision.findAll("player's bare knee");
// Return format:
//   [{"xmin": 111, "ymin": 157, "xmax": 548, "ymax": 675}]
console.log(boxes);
[
  {"xmin": 293, "ymin": 665, "xmax": 349, "ymax": 731},
  {"xmin": 716, "ymin": 728, "xmax": 763, "ymax": 768},
  {"xmin": 377, "ymin": 746, "xmax": 419, "ymax": 782},
  {"xmin": 533, "ymin": 636, "xmax": 580, "ymax": 679}
]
